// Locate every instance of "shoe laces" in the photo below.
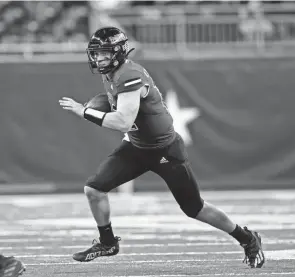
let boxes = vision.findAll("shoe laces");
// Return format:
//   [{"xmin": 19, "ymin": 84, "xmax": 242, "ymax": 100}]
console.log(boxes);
[{"xmin": 92, "ymin": 236, "xmax": 121, "ymax": 246}]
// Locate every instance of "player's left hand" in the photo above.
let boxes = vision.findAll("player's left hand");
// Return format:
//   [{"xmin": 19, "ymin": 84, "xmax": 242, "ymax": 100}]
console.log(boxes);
[{"xmin": 59, "ymin": 97, "xmax": 85, "ymax": 118}]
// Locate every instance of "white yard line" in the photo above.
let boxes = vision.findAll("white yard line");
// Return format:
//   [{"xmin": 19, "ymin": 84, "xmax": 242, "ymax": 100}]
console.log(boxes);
[
  {"xmin": 1, "ymin": 238, "xmax": 295, "ymax": 250},
  {"xmin": 12, "ymin": 249, "xmax": 295, "ymax": 259}
]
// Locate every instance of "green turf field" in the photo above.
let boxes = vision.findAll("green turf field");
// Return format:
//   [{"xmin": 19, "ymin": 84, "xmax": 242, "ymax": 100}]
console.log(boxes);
[{"xmin": 1, "ymin": 190, "xmax": 295, "ymax": 277}]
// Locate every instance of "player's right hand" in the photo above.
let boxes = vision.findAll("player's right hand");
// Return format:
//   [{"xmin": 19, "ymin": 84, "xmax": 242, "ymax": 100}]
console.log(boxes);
[{"xmin": 59, "ymin": 97, "xmax": 85, "ymax": 118}]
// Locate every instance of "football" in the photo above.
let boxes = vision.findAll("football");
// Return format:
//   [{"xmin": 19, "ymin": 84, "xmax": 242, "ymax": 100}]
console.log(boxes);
[{"xmin": 84, "ymin": 93, "xmax": 111, "ymax": 113}]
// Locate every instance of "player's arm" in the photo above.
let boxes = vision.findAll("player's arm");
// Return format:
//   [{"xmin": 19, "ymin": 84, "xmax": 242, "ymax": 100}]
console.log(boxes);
[
  {"xmin": 102, "ymin": 87, "xmax": 143, "ymax": 132},
  {"xmin": 83, "ymin": 71, "xmax": 146, "ymax": 132},
  {"xmin": 83, "ymin": 86, "xmax": 146, "ymax": 132}
]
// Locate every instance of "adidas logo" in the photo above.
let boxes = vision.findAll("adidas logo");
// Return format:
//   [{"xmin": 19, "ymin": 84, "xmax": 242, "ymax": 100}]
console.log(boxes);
[
  {"xmin": 160, "ymin": 157, "xmax": 169, "ymax": 164},
  {"xmin": 85, "ymin": 246, "xmax": 116, "ymax": 260}
]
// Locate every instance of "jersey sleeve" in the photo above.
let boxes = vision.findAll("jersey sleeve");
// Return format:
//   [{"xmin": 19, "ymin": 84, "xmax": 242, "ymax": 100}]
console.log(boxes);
[{"xmin": 116, "ymin": 70, "xmax": 145, "ymax": 94}]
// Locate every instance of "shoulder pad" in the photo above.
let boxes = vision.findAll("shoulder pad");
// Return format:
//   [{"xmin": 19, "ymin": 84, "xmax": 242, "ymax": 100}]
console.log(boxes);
[{"xmin": 115, "ymin": 64, "xmax": 144, "ymax": 94}]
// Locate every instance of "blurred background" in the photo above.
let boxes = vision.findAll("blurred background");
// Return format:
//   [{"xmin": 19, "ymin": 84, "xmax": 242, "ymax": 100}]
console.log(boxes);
[{"xmin": 1, "ymin": 0, "xmax": 295, "ymax": 194}]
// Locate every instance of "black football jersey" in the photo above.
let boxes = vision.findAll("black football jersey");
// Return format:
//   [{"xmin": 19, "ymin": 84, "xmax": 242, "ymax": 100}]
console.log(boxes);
[{"xmin": 102, "ymin": 60, "xmax": 176, "ymax": 149}]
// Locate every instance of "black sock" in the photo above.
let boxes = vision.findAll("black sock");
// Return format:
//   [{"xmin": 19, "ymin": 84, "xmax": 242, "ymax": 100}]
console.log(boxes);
[
  {"xmin": 229, "ymin": 225, "xmax": 252, "ymax": 245},
  {"xmin": 97, "ymin": 222, "xmax": 115, "ymax": 245}
]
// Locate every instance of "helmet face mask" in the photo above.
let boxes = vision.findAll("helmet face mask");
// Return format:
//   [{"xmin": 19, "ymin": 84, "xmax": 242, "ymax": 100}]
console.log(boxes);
[
  {"xmin": 86, "ymin": 27, "xmax": 132, "ymax": 75},
  {"xmin": 86, "ymin": 47, "xmax": 114, "ymax": 74}
]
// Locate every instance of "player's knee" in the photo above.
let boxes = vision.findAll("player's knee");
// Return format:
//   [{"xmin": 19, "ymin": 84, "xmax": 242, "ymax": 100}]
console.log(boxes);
[
  {"xmin": 85, "ymin": 174, "xmax": 109, "ymax": 195},
  {"xmin": 181, "ymin": 198, "xmax": 204, "ymax": 218},
  {"xmin": 84, "ymin": 185, "xmax": 106, "ymax": 201}
]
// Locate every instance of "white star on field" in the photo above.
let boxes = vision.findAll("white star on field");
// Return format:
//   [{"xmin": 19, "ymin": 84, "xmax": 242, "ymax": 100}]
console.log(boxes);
[{"xmin": 165, "ymin": 90, "xmax": 200, "ymax": 145}]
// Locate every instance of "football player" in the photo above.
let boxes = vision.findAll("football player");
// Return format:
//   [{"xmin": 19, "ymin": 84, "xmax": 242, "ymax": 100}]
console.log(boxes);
[
  {"xmin": 59, "ymin": 27, "xmax": 265, "ymax": 268},
  {"xmin": 0, "ymin": 255, "xmax": 26, "ymax": 277}
]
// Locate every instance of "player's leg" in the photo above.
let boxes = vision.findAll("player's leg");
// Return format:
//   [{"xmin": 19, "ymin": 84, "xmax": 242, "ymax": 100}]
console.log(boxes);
[
  {"xmin": 152, "ymin": 133, "xmax": 265, "ymax": 268},
  {"xmin": 73, "ymin": 141, "xmax": 148, "ymax": 262},
  {"xmin": 84, "ymin": 141, "xmax": 148, "ymax": 240},
  {"xmin": 0, "ymin": 254, "xmax": 26, "ymax": 277}
]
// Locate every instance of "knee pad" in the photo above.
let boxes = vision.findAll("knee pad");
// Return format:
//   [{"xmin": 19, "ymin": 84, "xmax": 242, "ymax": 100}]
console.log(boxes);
[
  {"xmin": 165, "ymin": 162, "xmax": 204, "ymax": 219},
  {"xmin": 180, "ymin": 197, "xmax": 204, "ymax": 218},
  {"xmin": 85, "ymin": 174, "xmax": 109, "ymax": 192}
]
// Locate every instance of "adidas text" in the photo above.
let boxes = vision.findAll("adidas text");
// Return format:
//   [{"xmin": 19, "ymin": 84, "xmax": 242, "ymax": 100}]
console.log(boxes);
[{"xmin": 85, "ymin": 246, "xmax": 116, "ymax": 260}]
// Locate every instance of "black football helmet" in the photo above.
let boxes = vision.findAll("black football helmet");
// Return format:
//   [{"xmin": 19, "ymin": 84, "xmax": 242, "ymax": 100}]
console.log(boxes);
[{"xmin": 86, "ymin": 26, "xmax": 134, "ymax": 74}]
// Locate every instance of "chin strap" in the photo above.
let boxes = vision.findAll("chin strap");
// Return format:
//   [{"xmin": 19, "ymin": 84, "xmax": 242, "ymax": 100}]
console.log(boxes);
[{"xmin": 126, "ymin": 48, "xmax": 135, "ymax": 58}]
